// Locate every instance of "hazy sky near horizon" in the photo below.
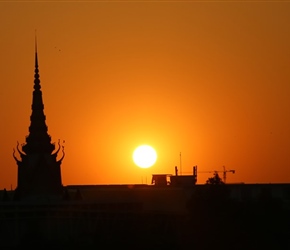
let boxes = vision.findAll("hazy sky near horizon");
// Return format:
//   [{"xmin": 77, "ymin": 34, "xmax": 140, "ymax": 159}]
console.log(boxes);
[{"xmin": 0, "ymin": 1, "xmax": 290, "ymax": 189}]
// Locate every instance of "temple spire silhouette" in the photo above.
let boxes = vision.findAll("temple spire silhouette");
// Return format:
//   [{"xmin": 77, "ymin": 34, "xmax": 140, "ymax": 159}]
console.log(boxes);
[
  {"xmin": 13, "ymin": 40, "xmax": 64, "ymax": 200},
  {"xmin": 21, "ymin": 37, "xmax": 54, "ymax": 155}
]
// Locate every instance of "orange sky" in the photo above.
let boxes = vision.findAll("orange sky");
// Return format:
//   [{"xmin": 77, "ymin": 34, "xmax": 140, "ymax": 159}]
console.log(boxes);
[{"xmin": 0, "ymin": 1, "xmax": 290, "ymax": 189}]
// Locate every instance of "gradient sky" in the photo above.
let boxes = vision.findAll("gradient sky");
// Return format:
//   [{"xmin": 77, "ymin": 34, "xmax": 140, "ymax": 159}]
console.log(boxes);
[{"xmin": 0, "ymin": 1, "xmax": 290, "ymax": 189}]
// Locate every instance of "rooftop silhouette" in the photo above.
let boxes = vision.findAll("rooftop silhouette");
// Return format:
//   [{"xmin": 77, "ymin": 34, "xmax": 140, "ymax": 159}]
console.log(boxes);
[{"xmin": 12, "ymin": 40, "xmax": 64, "ymax": 201}]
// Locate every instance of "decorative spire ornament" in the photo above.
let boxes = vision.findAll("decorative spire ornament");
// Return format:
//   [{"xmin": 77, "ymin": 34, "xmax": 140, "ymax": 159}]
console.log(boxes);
[{"xmin": 13, "ymin": 39, "xmax": 64, "ymax": 200}]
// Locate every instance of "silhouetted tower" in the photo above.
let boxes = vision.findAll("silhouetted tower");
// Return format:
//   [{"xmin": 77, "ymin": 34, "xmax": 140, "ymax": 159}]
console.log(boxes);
[{"xmin": 13, "ymin": 41, "xmax": 64, "ymax": 200}]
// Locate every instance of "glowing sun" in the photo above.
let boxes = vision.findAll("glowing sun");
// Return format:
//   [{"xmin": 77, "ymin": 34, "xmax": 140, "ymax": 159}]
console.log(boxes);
[{"xmin": 133, "ymin": 145, "xmax": 157, "ymax": 168}]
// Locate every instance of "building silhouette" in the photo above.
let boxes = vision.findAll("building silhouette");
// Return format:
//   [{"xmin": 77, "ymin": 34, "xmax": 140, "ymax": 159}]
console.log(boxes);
[
  {"xmin": 13, "ymin": 43, "xmax": 64, "ymax": 201},
  {"xmin": 0, "ymin": 45, "xmax": 290, "ymax": 249}
]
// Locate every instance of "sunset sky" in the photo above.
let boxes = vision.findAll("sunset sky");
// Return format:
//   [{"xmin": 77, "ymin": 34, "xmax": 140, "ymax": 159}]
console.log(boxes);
[{"xmin": 0, "ymin": 1, "xmax": 290, "ymax": 189}]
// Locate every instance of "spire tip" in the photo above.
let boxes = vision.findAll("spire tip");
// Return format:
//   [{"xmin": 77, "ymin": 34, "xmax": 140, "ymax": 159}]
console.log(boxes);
[{"xmin": 35, "ymin": 30, "xmax": 38, "ymax": 54}]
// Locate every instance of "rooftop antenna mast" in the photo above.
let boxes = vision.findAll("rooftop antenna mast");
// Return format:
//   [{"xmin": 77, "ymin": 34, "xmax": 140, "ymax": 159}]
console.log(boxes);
[{"xmin": 180, "ymin": 152, "xmax": 182, "ymax": 175}]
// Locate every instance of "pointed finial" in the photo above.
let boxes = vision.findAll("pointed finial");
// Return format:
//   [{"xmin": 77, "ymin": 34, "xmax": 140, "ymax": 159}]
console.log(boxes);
[
  {"xmin": 35, "ymin": 30, "xmax": 38, "ymax": 68},
  {"xmin": 34, "ymin": 30, "xmax": 40, "ymax": 90}
]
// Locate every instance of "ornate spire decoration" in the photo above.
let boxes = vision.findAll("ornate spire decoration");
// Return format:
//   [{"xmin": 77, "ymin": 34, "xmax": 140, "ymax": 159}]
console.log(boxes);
[
  {"xmin": 21, "ymin": 38, "xmax": 55, "ymax": 155},
  {"xmin": 13, "ymin": 39, "xmax": 64, "ymax": 200}
]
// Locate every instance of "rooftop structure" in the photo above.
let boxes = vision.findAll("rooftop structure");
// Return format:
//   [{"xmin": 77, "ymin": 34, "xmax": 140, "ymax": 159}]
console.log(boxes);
[{"xmin": 12, "ymin": 41, "xmax": 64, "ymax": 201}]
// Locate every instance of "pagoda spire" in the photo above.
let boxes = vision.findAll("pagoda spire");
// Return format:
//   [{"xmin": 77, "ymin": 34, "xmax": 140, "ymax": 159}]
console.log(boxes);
[
  {"xmin": 13, "ymin": 39, "xmax": 64, "ymax": 200},
  {"xmin": 34, "ymin": 35, "xmax": 40, "ymax": 88},
  {"xmin": 21, "ymin": 38, "xmax": 55, "ymax": 155}
]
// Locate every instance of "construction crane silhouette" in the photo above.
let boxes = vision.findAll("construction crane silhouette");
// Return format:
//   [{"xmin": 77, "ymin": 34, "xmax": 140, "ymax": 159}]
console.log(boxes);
[{"xmin": 199, "ymin": 166, "xmax": 235, "ymax": 183}]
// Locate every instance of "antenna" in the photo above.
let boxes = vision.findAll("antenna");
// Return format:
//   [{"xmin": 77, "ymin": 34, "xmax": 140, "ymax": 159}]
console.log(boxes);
[{"xmin": 180, "ymin": 152, "xmax": 182, "ymax": 175}]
